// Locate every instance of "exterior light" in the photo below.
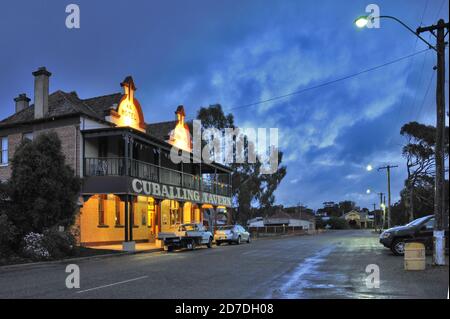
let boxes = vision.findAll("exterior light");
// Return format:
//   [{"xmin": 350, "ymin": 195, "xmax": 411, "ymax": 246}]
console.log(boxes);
[
  {"xmin": 355, "ymin": 16, "xmax": 369, "ymax": 28},
  {"xmin": 366, "ymin": 164, "xmax": 373, "ymax": 171},
  {"xmin": 366, "ymin": 189, "xmax": 371, "ymax": 194}
]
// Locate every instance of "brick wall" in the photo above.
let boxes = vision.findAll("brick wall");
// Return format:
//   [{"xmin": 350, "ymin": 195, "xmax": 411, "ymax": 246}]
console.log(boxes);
[{"xmin": 0, "ymin": 123, "xmax": 81, "ymax": 182}]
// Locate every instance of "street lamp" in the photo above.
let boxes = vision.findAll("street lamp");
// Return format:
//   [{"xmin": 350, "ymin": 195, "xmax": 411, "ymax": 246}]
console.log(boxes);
[
  {"xmin": 366, "ymin": 164, "xmax": 373, "ymax": 172},
  {"xmin": 353, "ymin": 15, "xmax": 436, "ymax": 51}
]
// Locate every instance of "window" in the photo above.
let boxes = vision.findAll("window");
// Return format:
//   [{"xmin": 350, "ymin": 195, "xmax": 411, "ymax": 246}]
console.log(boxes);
[
  {"xmin": 1, "ymin": 137, "xmax": 8, "ymax": 165},
  {"xmin": 23, "ymin": 132, "xmax": 33, "ymax": 141},
  {"xmin": 423, "ymin": 218, "xmax": 435, "ymax": 230},
  {"xmin": 98, "ymin": 195, "xmax": 106, "ymax": 226},
  {"xmin": 115, "ymin": 196, "xmax": 121, "ymax": 226}
]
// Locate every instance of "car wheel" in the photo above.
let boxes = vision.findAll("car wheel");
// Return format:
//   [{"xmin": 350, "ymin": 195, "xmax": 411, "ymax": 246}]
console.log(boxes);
[
  {"xmin": 391, "ymin": 239, "xmax": 406, "ymax": 256},
  {"xmin": 236, "ymin": 236, "xmax": 241, "ymax": 245},
  {"xmin": 187, "ymin": 240, "xmax": 196, "ymax": 251},
  {"xmin": 207, "ymin": 237, "xmax": 212, "ymax": 248}
]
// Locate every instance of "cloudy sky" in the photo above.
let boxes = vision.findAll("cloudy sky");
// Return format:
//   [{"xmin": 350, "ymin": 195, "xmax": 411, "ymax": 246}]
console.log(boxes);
[{"xmin": 0, "ymin": 0, "xmax": 448, "ymax": 210}]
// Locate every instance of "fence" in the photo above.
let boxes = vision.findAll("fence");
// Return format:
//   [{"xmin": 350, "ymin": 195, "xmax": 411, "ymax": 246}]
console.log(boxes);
[{"xmin": 249, "ymin": 226, "xmax": 313, "ymax": 238}]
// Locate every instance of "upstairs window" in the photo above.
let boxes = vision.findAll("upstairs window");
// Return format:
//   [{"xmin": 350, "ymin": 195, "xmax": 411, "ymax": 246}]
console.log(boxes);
[
  {"xmin": 23, "ymin": 132, "xmax": 34, "ymax": 141},
  {"xmin": 1, "ymin": 137, "xmax": 8, "ymax": 165}
]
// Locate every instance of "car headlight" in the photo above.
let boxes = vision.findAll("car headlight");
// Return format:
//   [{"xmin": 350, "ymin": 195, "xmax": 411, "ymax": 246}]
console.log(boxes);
[{"xmin": 380, "ymin": 232, "xmax": 391, "ymax": 239}]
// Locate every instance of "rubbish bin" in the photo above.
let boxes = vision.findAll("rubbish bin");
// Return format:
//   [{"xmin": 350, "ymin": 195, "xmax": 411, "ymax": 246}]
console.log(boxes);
[{"xmin": 404, "ymin": 242, "xmax": 426, "ymax": 271}]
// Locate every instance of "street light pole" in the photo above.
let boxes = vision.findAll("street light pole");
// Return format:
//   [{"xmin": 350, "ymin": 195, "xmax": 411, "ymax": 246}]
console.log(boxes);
[
  {"xmin": 417, "ymin": 19, "xmax": 449, "ymax": 266},
  {"xmin": 355, "ymin": 14, "xmax": 449, "ymax": 266},
  {"xmin": 378, "ymin": 165, "xmax": 398, "ymax": 229}
]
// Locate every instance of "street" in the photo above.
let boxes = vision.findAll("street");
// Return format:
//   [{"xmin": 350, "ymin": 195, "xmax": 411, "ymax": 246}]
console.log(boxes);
[{"xmin": 0, "ymin": 230, "xmax": 448, "ymax": 299}]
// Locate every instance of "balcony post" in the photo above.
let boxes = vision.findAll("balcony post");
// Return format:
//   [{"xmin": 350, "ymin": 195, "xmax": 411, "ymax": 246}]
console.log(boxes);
[{"xmin": 124, "ymin": 194, "xmax": 129, "ymax": 242}]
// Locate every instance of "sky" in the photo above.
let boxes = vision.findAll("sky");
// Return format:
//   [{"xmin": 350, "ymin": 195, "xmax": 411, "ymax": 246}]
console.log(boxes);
[{"xmin": 0, "ymin": 0, "xmax": 448, "ymax": 210}]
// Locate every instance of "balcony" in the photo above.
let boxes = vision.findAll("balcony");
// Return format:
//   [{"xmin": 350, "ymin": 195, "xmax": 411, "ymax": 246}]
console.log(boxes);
[{"xmin": 84, "ymin": 157, "xmax": 232, "ymax": 197}]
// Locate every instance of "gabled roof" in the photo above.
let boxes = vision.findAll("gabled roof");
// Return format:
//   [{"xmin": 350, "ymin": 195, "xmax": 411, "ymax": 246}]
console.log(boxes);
[{"xmin": 0, "ymin": 91, "xmax": 122, "ymax": 128}]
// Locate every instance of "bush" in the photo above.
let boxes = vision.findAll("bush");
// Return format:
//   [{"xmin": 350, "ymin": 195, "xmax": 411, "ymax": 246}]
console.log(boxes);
[
  {"xmin": 22, "ymin": 232, "xmax": 50, "ymax": 260},
  {"xmin": 42, "ymin": 228, "xmax": 77, "ymax": 259},
  {"xmin": 0, "ymin": 213, "xmax": 19, "ymax": 257}
]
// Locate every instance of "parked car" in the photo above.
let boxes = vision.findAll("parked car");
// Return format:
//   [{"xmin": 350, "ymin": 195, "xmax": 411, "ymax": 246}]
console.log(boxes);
[
  {"xmin": 379, "ymin": 215, "xmax": 449, "ymax": 256},
  {"xmin": 158, "ymin": 223, "xmax": 213, "ymax": 252},
  {"xmin": 215, "ymin": 225, "xmax": 251, "ymax": 245}
]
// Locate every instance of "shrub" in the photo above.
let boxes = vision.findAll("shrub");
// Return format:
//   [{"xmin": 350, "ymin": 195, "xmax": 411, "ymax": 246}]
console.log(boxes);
[
  {"xmin": 0, "ymin": 213, "xmax": 19, "ymax": 257},
  {"xmin": 22, "ymin": 232, "xmax": 50, "ymax": 260},
  {"xmin": 42, "ymin": 228, "xmax": 77, "ymax": 259}
]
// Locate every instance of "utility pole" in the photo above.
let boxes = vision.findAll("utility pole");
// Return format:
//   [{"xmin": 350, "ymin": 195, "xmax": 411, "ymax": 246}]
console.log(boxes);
[
  {"xmin": 377, "ymin": 192, "xmax": 385, "ymax": 230},
  {"xmin": 417, "ymin": 19, "xmax": 449, "ymax": 266},
  {"xmin": 378, "ymin": 165, "xmax": 398, "ymax": 228}
]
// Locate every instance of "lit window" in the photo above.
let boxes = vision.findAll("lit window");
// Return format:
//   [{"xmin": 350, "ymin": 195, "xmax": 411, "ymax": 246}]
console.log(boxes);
[
  {"xmin": 115, "ymin": 196, "xmax": 121, "ymax": 226},
  {"xmin": 1, "ymin": 137, "xmax": 8, "ymax": 165},
  {"xmin": 23, "ymin": 132, "xmax": 33, "ymax": 141},
  {"xmin": 98, "ymin": 195, "xmax": 106, "ymax": 226}
]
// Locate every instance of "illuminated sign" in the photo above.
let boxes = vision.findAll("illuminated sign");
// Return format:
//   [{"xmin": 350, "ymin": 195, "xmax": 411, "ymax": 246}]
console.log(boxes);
[
  {"xmin": 113, "ymin": 76, "xmax": 146, "ymax": 132},
  {"xmin": 131, "ymin": 178, "xmax": 232, "ymax": 207},
  {"xmin": 168, "ymin": 105, "xmax": 192, "ymax": 152}
]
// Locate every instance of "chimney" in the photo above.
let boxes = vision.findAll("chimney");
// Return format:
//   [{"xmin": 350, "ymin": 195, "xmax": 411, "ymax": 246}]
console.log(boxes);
[
  {"xmin": 14, "ymin": 93, "xmax": 31, "ymax": 113},
  {"xmin": 32, "ymin": 67, "xmax": 52, "ymax": 119}
]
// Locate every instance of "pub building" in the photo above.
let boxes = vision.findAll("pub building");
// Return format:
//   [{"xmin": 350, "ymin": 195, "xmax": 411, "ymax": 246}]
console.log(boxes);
[{"xmin": 0, "ymin": 67, "xmax": 232, "ymax": 251}]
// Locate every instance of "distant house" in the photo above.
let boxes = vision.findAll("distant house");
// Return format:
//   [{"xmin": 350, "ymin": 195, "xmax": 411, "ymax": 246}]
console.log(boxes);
[
  {"xmin": 247, "ymin": 211, "xmax": 315, "ymax": 230},
  {"xmin": 343, "ymin": 210, "xmax": 374, "ymax": 229}
]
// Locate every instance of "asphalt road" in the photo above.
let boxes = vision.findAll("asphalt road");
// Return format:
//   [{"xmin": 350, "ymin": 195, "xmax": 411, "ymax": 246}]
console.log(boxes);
[{"xmin": 0, "ymin": 230, "xmax": 448, "ymax": 299}]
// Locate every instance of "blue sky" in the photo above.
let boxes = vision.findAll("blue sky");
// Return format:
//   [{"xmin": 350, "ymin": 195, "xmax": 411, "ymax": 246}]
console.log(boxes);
[{"xmin": 0, "ymin": 0, "xmax": 448, "ymax": 210}]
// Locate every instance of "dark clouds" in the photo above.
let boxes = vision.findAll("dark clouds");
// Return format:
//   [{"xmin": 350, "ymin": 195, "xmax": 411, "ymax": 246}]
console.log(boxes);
[{"xmin": 0, "ymin": 0, "xmax": 448, "ymax": 209}]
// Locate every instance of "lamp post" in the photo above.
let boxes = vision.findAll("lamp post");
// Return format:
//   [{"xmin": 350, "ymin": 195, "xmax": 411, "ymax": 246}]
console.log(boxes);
[
  {"xmin": 355, "ymin": 14, "xmax": 449, "ymax": 265},
  {"xmin": 366, "ymin": 189, "xmax": 386, "ymax": 231}
]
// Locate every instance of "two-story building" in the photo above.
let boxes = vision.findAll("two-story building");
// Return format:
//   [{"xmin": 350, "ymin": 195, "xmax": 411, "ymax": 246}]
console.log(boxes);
[{"xmin": 0, "ymin": 67, "xmax": 232, "ymax": 250}]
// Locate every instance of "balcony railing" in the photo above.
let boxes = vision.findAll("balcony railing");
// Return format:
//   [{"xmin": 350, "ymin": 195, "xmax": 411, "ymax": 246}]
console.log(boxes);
[{"xmin": 84, "ymin": 157, "xmax": 232, "ymax": 197}]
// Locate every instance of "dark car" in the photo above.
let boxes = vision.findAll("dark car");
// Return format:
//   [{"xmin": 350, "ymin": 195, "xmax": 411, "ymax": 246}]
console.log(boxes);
[{"xmin": 379, "ymin": 215, "xmax": 448, "ymax": 256}]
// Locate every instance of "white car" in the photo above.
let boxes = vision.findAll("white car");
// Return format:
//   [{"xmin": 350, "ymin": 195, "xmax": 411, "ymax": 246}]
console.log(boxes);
[
  {"xmin": 215, "ymin": 225, "xmax": 251, "ymax": 245},
  {"xmin": 158, "ymin": 223, "xmax": 213, "ymax": 251}
]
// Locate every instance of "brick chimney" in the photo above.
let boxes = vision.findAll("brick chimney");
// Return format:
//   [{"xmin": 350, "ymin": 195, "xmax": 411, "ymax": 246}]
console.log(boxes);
[
  {"xmin": 14, "ymin": 93, "xmax": 30, "ymax": 113},
  {"xmin": 32, "ymin": 67, "xmax": 52, "ymax": 119}
]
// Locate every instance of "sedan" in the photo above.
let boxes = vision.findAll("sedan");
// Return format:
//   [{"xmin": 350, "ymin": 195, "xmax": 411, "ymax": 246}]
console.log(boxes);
[{"xmin": 214, "ymin": 225, "xmax": 251, "ymax": 245}]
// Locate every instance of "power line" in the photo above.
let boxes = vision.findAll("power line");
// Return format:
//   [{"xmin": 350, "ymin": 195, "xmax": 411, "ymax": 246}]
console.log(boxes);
[
  {"xmin": 415, "ymin": 69, "xmax": 436, "ymax": 120},
  {"xmin": 433, "ymin": 0, "xmax": 446, "ymax": 22},
  {"xmin": 223, "ymin": 48, "xmax": 431, "ymax": 112}
]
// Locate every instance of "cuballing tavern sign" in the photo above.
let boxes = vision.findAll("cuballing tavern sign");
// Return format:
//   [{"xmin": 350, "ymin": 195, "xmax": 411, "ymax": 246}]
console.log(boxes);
[{"xmin": 131, "ymin": 178, "xmax": 232, "ymax": 207}]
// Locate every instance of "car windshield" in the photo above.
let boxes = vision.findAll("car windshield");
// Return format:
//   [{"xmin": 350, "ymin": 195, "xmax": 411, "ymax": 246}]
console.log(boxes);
[
  {"xmin": 406, "ymin": 216, "xmax": 431, "ymax": 227},
  {"xmin": 217, "ymin": 226, "xmax": 233, "ymax": 230},
  {"xmin": 180, "ymin": 224, "xmax": 196, "ymax": 231}
]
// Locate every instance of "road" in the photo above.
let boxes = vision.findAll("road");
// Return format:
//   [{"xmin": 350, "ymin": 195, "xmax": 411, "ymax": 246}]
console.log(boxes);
[{"xmin": 0, "ymin": 230, "xmax": 447, "ymax": 299}]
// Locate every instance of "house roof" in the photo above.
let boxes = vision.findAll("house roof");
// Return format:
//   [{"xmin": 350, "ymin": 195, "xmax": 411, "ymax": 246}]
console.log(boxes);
[{"xmin": 0, "ymin": 90, "xmax": 122, "ymax": 128}]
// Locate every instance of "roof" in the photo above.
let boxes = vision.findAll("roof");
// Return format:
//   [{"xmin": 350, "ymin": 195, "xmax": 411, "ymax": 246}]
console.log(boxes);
[
  {"xmin": 146, "ymin": 120, "xmax": 193, "ymax": 141},
  {"xmin": 0, "ymin": 90, "xmax": 122, "ymax": 128}
]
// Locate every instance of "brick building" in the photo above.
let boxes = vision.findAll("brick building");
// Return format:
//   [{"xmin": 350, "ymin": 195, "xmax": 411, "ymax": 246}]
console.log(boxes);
[{"xmin": 0, "ymin": 67, "xmax": 232, "ymax": 250}]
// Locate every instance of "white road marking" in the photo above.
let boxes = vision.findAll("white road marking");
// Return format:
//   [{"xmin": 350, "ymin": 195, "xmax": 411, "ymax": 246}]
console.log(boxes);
[{"xmin": 75, "ymin": 276, "xmax": 148, "ymax": 294}]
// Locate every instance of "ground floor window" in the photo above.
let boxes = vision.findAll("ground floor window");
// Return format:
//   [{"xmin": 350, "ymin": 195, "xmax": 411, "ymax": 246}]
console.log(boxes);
[
  {"xmin": 98, "ymin": 194, "xmax": 107, "ymax": 225},
  {"xmin": 115, "ymin": 196, "xmax": 122, "ymax": 226}
]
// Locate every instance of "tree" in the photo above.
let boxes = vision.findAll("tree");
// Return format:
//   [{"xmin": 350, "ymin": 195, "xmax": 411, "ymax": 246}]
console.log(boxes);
[
  {"xmin": 400, "ymin": 122, "xmax": 449, "ymax": 221},
  {"xmin": 338, "ymin": 200, "xmax": 356, "ymax": 216},
  {"xmin": 6, "ymin": 132, "xmax": 81, "ymax": 236},
  {"xmin": 196, "ymin": 104, "xmax": 287, "ymax": 223}
]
